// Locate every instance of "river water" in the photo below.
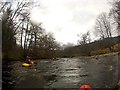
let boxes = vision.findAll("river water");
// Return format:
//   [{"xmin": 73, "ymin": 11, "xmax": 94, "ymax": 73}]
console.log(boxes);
[{"xmin": 2, "ymin": 52, "xmax": 120, "ymax": 89}]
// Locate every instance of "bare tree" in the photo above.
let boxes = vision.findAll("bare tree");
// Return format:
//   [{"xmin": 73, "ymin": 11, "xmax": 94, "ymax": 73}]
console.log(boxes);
[
  {"xmin": 94, "ymin": 12, "xmax": 112, "ymax": 39},
  {"xmin": 1, "ymin": 1, "xmax": 60, "ymax": 59},
  {"xmin": 109, "ymin": 0, "xmax": 120, "ymax": 35},
  {"xmin": 77, "ymin": 31, "xmax": 91, "ymax": 45}
]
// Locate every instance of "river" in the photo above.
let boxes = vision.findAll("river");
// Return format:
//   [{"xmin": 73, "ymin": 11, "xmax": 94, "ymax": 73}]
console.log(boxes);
[{"xmin": 2, "ymin": 52, "xmax": 120, "ymax": 89}]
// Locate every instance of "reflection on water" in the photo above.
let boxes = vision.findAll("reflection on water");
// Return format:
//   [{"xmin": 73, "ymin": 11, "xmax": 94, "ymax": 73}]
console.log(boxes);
[
  {"xmin": 2, "ymin": 60, "xmax": 15, "ymax": 88},
  {"xmin": 2, "ymin": 53, "xmax": 119, "ymax": 88}
]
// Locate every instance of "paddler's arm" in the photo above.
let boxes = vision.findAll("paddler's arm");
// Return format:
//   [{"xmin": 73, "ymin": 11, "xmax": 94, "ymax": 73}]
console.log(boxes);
[{"xmin": 114, "ymin": 80, "xmax": 120, "ymax": 90}]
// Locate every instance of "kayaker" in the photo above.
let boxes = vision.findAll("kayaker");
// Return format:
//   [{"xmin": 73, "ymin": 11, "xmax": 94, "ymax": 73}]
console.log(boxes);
[{"xmin": 25, "ymin": 56, "xmax": 32, "ymax": 64}]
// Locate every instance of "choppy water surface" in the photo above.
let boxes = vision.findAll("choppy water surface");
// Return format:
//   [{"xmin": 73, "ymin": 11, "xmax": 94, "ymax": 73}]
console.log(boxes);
[{"xmin": 2, "ymin": 52, "xmax": 120, "ymax": 89}]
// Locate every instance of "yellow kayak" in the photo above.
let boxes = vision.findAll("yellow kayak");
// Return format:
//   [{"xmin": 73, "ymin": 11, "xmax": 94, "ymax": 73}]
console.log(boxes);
[
  {"xmin": 22, "ymin": 61, "xmax": 37, "ymax": 67},
  {"xmin": 22, "ymin": 63, "xmax": 32, "ymax": 67}
]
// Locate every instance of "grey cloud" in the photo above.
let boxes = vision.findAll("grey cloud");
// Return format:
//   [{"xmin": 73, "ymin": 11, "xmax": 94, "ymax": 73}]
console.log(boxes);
[
  {"xmin": 71, "ymin": 11, "xmax": 96, "ymax": 25},
  {"xmin": 54, "ymin": 26, "xmax": 63, "ymax": 32},
  {"xmin": 38, "ymin": 0, "xmax": 111, "ymax": 44}
]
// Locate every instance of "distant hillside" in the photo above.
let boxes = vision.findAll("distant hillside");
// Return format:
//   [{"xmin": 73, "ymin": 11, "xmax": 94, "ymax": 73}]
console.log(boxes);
[{"xmin": 61, "ymin": 36, "xmax": 120, "ymax": 57}]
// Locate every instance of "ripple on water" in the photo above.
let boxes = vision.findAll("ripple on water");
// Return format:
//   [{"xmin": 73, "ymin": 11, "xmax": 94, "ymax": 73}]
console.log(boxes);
[{"xmin": 3, "ymin": 55, "xmax": 119, "ymax": 88}]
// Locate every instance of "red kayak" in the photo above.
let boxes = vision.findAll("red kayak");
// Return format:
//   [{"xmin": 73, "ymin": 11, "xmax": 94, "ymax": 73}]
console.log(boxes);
[{"xmin": 79, "ymin": 85, "xmax": 92, "ymax": 90}]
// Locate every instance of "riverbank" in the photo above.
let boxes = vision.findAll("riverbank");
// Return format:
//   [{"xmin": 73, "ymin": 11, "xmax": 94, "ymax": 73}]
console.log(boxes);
[{"xmin": 76, "ymin": 51, "xmax": 120, "ymax": 59}]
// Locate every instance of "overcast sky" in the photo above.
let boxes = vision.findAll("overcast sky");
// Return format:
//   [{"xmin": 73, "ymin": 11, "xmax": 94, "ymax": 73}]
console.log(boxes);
[{"xmin": 30, "ymin": 0, "xmax": 112, "ymax": 44}]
